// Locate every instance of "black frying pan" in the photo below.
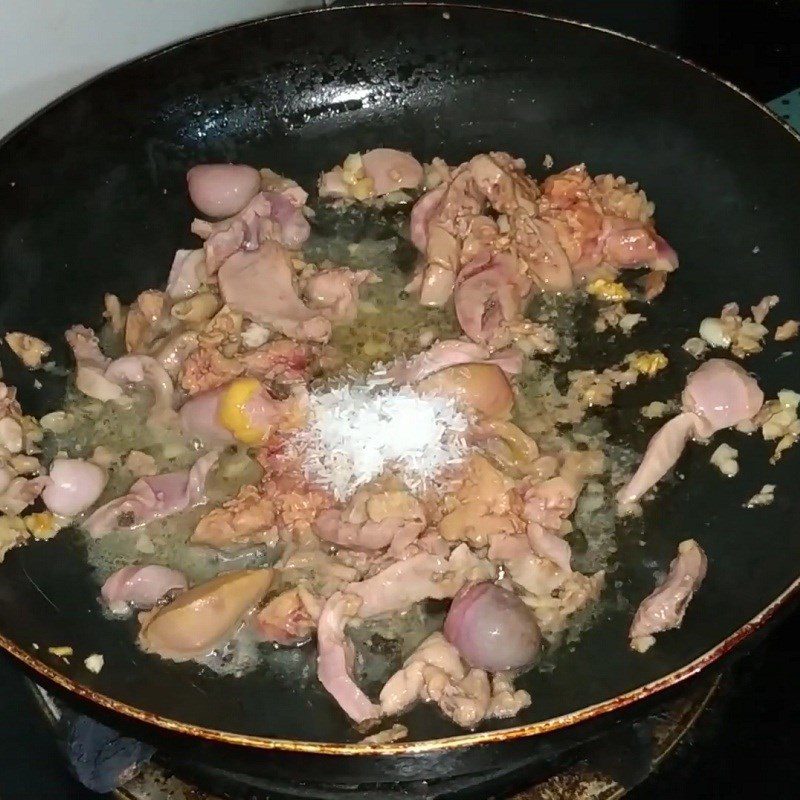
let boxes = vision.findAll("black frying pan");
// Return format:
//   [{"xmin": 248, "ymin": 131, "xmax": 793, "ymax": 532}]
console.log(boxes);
[{"xmin": 0, "ymin": 2, "xmax": 799, "ymax": 782}]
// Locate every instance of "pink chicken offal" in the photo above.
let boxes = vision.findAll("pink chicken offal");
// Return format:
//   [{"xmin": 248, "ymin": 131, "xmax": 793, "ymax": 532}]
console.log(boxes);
[{"xmin": 617, "ymin": 359, "xmax": 763, "ymax": 505}]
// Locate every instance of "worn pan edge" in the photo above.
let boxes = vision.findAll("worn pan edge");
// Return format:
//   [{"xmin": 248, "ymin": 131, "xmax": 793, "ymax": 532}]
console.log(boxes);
[
  {"xmin": 3, "ymin": 573, "xmax": 797, "ymax": 755},
  {"xmin": 1, "ymin": 1, "xmax": 799, "ymax": 755}
]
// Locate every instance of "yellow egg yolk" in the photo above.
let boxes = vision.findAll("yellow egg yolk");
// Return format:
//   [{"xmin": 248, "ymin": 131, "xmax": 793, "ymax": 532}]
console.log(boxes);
[{"xmin": 218, "ymin": 378, "xmax": 270, "ymax": 445}]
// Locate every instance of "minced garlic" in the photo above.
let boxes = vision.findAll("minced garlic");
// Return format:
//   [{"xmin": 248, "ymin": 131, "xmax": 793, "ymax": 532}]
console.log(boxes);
[
  {"xmin": 339, "ymin": 153, "xmax": 375, "ymax": 200},
  {"xmin": 641, "ymin": 401, "xmax": 672, "ymax": 419},
  {"xmin": 124, "ymin": 450, "xmax": 157, "ymax": 477},
  {"xmin": 619, "ymin": 313, "xmax": 645, "ymax": 334},
  {"xmin": 698, "ymin": 302, "xmax": 768, "ymax": 357},
  {"xmin": 699, "ymin": 316, "xmax": 732, "ymax": 348},
  {"xmin": 754, "ymin": 390, "xmax": 800, "ymax": 463},
  {"xmin": 341, "ymin": 152, "xmax": 365, "ymax": 185},
  {"xmin": 568, "ymin": 370, "xmax": 615, "ymax": 407},
  {"xmin": 734, "ymin": 320, "xmax": 770, "ymax": 356},
  {"xmin": 594, "ymin": 303, "xmax": 644, "ymax": 334},
  {"xmin": 586, "ymin": 279, "xmax": 631, "ymax": 302},
  {"xmin": 90, "ymin": 445, "xmax": 121, "ymax": 469},
  {"xmin": 0, "ymin": 515, "xmax": 28, "ymax": 562},
  {"xmin": 745, "ymin": 484, "xmax": 775, "ymax": 508},
  {"xmin": 360, "ymin": 723, "xmax": 409, "ymax": 744},
  {"xmin": 710, "ymin": 443, "xmax": 739, "ymax": 477},
  {"xmin": 351, "ymin": 176, "xmax": 375, "ymax": 201},
  {"xmin": 568, "ymin": 357, "xmax": 643, "ymax": 410},
  {"xmin": 594, "ymin": 303, "xmax": 625, "ymax": 333},
  {"xmin": 631, "ymin": 635, "xmax": 656, "ymax": 653},
  {"xmin": 84, "ymin": 654, "xmax": 104, "ymax": 674},
  {"xmin": 682, "ymin": 337, "xmax": 708, "ymax": 359},
  {"xmin": 48, "ymin": 646, "xmax": 73, "ymax": 658},
  {"xmin": 751, "ymin": 295, "xmax": 779, "ymax": 324},
  {"xmin": 775, "ymin": 320, "xmax": 799, "ymax": 341}
]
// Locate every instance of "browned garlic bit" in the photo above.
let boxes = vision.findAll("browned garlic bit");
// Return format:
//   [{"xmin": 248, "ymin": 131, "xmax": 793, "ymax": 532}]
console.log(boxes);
[
  {"xmin": 24, "ymin": 511, "xmax": 62, "ymax": 539},
  {"xmin": 586, "ymin": 279, "xmax": 631, "ymax": 302},
  {"xmin": 629, "ymin": 351, "xmax": 668, "ymax": 377}
]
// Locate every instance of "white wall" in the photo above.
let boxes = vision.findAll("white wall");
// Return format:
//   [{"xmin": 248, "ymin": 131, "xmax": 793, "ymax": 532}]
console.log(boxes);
[{"xmin": 0, "ymin": 0, "xmax": 317, "ymax": 138}]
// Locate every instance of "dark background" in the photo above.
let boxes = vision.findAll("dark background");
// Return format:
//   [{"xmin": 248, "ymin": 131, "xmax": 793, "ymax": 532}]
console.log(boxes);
[{"xmin": 1, "ymin": 0, "xmax": 799, "ymax": 797}]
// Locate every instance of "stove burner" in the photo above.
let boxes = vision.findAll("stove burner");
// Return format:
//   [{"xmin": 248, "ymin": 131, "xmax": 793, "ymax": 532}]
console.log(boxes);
[{"xmin": 28, "ymin": 673, "xmax": 720, "ymax": 800}]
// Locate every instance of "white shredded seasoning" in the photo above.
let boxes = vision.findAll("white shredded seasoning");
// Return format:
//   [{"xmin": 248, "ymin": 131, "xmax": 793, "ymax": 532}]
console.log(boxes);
[
  {"xmin": 241, "ymin": 322, "xmax": 272, "ymax": 349},
  {"xmin": 294, "ymin": 380, "xmax": 469, "ymax": 501}
]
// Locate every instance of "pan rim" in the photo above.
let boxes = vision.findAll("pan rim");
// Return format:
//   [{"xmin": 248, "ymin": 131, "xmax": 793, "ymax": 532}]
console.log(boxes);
[{"xmin": 1, "ymin": 1, "xmax": 798, "ymax": 756}]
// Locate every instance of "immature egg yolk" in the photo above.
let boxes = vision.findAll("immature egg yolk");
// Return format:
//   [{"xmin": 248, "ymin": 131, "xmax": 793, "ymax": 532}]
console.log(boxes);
[{"xmin": 218, "ymin": 378, "xmax": 268, "ymax": 445}]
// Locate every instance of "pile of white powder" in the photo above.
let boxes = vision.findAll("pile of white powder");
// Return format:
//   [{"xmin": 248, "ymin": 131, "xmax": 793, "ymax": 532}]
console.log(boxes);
[{"xmin": 294, "ymin": 380, "xmax": 469, "ymax": 501}]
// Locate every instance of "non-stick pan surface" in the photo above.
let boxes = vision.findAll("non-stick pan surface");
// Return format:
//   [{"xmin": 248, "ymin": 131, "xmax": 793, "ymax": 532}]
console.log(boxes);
[{"xmin": 0, "ymin": 4, "xmax": 798, "ymax": 752}]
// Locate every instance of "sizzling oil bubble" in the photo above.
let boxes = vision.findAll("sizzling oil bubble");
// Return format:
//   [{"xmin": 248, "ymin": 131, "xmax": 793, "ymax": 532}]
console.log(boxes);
[{"xmin": 45, "ymin": 391, "xmax": 265, "ymax": 587}]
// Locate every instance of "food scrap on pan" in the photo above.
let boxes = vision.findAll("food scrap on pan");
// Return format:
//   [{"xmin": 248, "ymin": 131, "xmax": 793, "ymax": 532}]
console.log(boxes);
[
  {"xmin": 0, "ymin": 149, "xmax": 793, "ymax": 733},
  {"xmin": 629, "ymin": 539, "xmax": 706, "ymax": 653},
  {"xmin": 775, "ymin": 320, "xmax": 799, "ymax": 341},
  {"xmin": 5, "ymin": 333, "xmax": 51, "ymax": 369},
  {"xmin": 692, "ymin": 296, "xmax": 784, "ymax": 358},
  {"xmin": 709, "ymin": 443, "xmax": 739, "ymax": 477},
  {"xmin": 84, "ymin": 653, "xmax": 104, "ymax": 674},
  {"xmin": 745, "ymin": 484, "xmax": 776, "ymax": 508}
]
